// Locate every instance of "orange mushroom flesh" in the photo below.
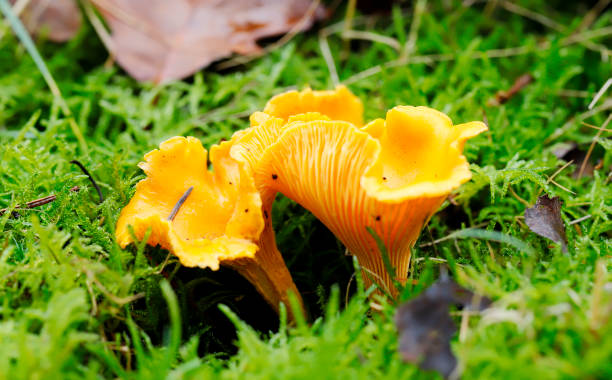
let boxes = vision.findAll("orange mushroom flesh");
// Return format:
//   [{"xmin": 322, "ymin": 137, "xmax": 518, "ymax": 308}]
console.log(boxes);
[
  {"xmin": 115, "ymin": 136, "xmax": 300, "ymax": 314},
  {"xmin": 262, "ymin": 85, "xmax": 364, "ymax": 126},
  {"xmin": 253, "ymin": 107, "xmax": 487, "ymax": 297}
]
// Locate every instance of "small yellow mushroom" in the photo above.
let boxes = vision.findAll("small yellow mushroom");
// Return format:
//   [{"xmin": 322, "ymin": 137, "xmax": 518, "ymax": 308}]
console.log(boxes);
[
  {"xmin": 115, "ymin": 136, "xmax": 300, "ymax": 314},
  {"xmin": 252, "ymin": 106, "xmax": 486, "ymax": 297}
]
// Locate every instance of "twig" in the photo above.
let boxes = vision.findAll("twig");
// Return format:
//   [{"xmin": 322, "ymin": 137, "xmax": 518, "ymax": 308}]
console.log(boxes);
[
  {"xmin": 564, "ymin": 26, "xmax": 612, "ymax": 44},
  {"xmin": 489, "ymin": 73, "xmax": 534, "ymax": 105},
  {"xmin": 535, "ymin": 160, "xmax": 574, "ymax": 198},
  {"xmin": 82, "ymin": 0, "xmax": 116, "ymax": 56},
  {"xmin": 508, "ymin": 186, "xmax": 530, "ymax": 207},
  {"xmin": 554, "ymin": 89, "xmax": 590, "ymax": 98},
  {"xmin": 155, "ymin": 252, "xmax": 173, "ymax": 275},
  {"xmin": 70, "ymin": 160, "xmax": 103, "ymax": 203},
  {"xmin": 401, "ymin": 0, "xmax": 427, "ymax": 59},
  {"xmin": 549, "ymin": 159, "xmax": 575, "ymax": 180},
  {"xmin": 319, "ymin": 32, "xmax": 339, "ymax": 86},
  {"xmin": 582, "ymin": 121, "xmax": 612, "ymax": 132},
  {"xmin": 345, "ymin": 272, "xmax": 356, "ymax": 307},
  {"xmin": 578, "ymin": 114, "xmax": 612, "ymax": 178},
  {"xmin": 568, "ymin": 214, "xmax": 592, "ymax": 225},
  {"xmin": 167, "ymin": 186, "xmax": 194, "ymax": 221},
  {"xmin": 319, "ymin": 14, "xmax": 376, "ymax": 38},
  {"xmin": 549, "ymin": 179, "xmax": 575, "ymax": 194},
  {"xmin": 341, "ymin": 30, "xmax": 401, "ymax": 51},
  {"xmin": 588, "ymin": 78, "xmax": 612, "ymax": 110},
  {"xmin": 499, "ymin": 0, "xmax": 564, "ymax": 32},
  {"xmin": 576, "ymin": 0, "xmax": 612, "ymax": 32},
  {"xmin": 0, "ymin": 186, "xmax": 80, "ymax": 216},
  {"xmin": 341, "ymin": 0, "xmax": 357, "ymax": 59}
]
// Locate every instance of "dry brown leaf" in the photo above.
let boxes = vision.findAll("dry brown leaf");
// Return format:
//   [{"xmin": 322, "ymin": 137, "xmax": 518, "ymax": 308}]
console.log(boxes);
[
  {"xmin": 524, "ymin": 195, "xmax": 568, "ymax": 252},
  {"xmin": 395, "ymin": 275, "xmax": 491, "ymax": 379},
  {"xmin": 92, "ymin": 0, "xmax": 325, "ymax": 83},
  {"xmin": 12, "ymin": 0, "xmax": 82, "ymax": 42}
]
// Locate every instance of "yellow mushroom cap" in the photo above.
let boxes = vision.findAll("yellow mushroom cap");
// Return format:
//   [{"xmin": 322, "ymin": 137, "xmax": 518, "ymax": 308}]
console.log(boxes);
[
  {"xmin": 362, "ymin": 106, "xmax": 488, "ymax": 202},
  {"xmin": 115, "ymin": 136, "xmax": 263, "ymax": 270},
  {"xmin": 262, "ymin": 85, "xmax": 364, "ymax": 126}
]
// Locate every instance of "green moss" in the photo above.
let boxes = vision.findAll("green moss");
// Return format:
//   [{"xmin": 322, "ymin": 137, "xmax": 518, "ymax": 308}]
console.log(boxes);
[{"xmin": 0, "ymin": 1, "xmax": 610, "ymax": 378}]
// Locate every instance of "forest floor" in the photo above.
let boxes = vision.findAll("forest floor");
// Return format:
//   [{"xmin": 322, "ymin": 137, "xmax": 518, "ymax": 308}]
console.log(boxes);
[{"xmin": 0, "ymin": 1, "xmax": 611, "ymax": 379}]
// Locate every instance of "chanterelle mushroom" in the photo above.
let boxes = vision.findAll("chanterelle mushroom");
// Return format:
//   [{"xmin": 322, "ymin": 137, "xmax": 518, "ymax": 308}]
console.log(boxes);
[
  {"xmin": 220, "ymin": 87, "xmax": 364, "ymax": 309},
  {"xmin": 262, "ymin": 85, "xmax": 364, "ymax": 126},
  {"xmin": 252, "ymin": 105, "xmax": 487, "ymax": 297},
  {"xmin": 115, "ymin": 136, "xmax": 300, "ymax": 314}
]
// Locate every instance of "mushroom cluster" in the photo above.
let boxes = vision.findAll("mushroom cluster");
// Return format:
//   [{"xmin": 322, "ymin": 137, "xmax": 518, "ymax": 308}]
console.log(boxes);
[{"xmin": 116, "ymin": 86, "xmax": 487, "ymax": 314}]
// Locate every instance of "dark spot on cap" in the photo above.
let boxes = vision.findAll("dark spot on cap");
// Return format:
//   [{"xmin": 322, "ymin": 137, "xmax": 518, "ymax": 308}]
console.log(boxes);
[
  {"xmin": 229, "ymin": 181, "xmax": 233, "ymax": 185},
  {"xmin": 375, "ymin": 215, "xmax": 381, "ymax": 221},
  {"xmin": 245, "ymin": 209, "xmax": 249, "ymax": 213},
  {"xmin": 382, "ymin": 176, "xmax": 387, "ymax": 181},
  {"xmin": 272, "ymin": 174, "xmax": 278, "ymax": 180}
]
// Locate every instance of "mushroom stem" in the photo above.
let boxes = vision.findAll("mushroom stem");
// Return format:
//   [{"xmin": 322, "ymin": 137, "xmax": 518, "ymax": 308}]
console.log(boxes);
[
  {"xmin": 358, "ymin": 247, "xmax": 412, "ymax": 298},
  {"xmin": 226, "ymin": 232, "xmax": 304, "ymax": 320}
]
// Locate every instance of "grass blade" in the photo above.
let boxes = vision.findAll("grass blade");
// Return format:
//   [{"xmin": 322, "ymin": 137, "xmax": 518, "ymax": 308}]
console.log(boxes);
[{"xmin": 0, "ymin": 0, "xmax": 88, "ymax": 153}]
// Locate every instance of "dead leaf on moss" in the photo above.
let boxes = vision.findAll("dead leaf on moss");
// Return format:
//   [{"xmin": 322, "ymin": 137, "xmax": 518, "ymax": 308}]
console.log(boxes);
[
  {"xmin": 524, "ymin": 195, "xmax": 568, "ymax": 252},
  {"xmin": 92, "ymin": 0, "xmax": 325, "ymax": 83},
  {"xmin": 12, "ymin": 0, "xmax": 82, "ymax": 42},
  {"xmin": 395, "ymin": 276, "xmax": 491, "ymax": 379}
]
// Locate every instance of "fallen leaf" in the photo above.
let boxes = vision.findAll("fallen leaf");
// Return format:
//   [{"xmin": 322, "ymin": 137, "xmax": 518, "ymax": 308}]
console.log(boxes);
[
  {"xmin": 488, "ymin": 73, "xmax": 534, "ymax": 106},
  {"xmin": 395, "ymin": 276, "xmax": 491, "ymax": 379},
  {"xmin": 524, "ymin": 195, "xmax": 568, "ymax": 252},
  {"xmin": 12, "ymin": 0, "xmax": 82, "ymax": 42},
  {"xmin": 92, "ymin": 0, "xmax": 325, "ymax": 83}
]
